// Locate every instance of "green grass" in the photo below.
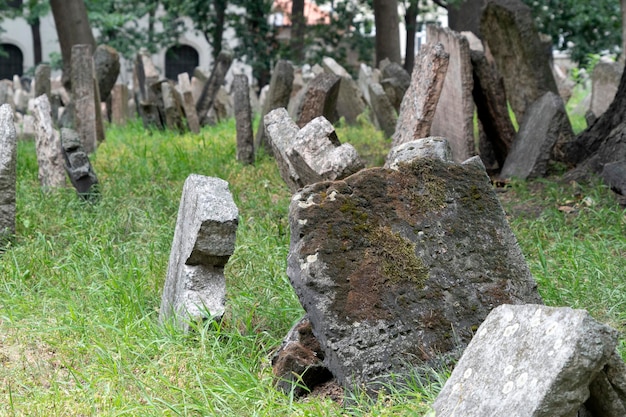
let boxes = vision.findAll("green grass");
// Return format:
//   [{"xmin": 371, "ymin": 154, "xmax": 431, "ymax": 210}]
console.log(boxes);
[{"xmin": 1, "ymin": 117, "xmax": 625, "ymax": 416}]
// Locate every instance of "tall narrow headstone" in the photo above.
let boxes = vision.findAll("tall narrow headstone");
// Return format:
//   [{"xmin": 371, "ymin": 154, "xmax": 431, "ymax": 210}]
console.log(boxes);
[
  {"xmin": 60, "ymin": 128, "xmax": 99, "ymax": 200},
  {"xmin": 177, "ymin": 73, "xmax": 200, "ymax": 134},
  {"xmin": 133, "ymin": 50, "xmax": 161, "ymax": 129},
  {"xmin": 368, "ymin": 82, "xmax": 397, "ymax": 138},
  {"xmin": 590, "ymin": 62, "xmax": 622, "ymax": 119},
  {"xmin": 71, "ymin": 44, "xmax": 98, "ymax": 153},
  {"xmin": 264, "ymin": 108, "xmax": 302, "ymax": 191},
  {"xmin": 93, "ymin": 44, "xmax": 120, "ymax": 103},
  {"xmin": 32, "ymin": 95, "xmax": 66, "ymax": 189},
  {"xmin": 196, "ymin": 50, "xmax": 233, "ymax": 126},
  {"xmin": 255, "ymin": 60, "xmax": 294, "ymax": 153},
  {"xmin": 391, "ymin": 43, "xmax": 449, "ymax": 148},
  {"xmin": 34, "ymin": 64, "xmax": 51, "ymax": 99},
  {"xmin": 161, "ymin": 81, "xmax": 185, "ymax": 132},
  {"xmin": 159, "ymin": 174, "xmax": 239, "ymax": 332},
  {"xmin": 295, "ymin": 73, "xmax": 341, "ymax": 128},
  {"xmin": 232, "ymin": 74, "xmax": 254, "ymax": 164},
  {"xmin": 427, "ymin": 26, "xmax": 476, "ymax": 162},
  {"xmin": 481, "ymin": 0, "xmax": 559, "ymax": 122},
  {"xmin": 322, "ymin": 56, "xmax": 366, "ymax": 124},
  {"xmin": 111, "ymin": 84, "xmax": 129, "ymax": 126},
  {"xmin": 0, "ymin": 104, "xmax": 17, "ymax": 248}
]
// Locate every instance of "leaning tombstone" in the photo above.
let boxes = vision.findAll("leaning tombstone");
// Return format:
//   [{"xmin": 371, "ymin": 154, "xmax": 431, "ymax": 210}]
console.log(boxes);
[
  {"xmin": 111, "ymin": 84, "xmax": 129, "ymax": 126},
  {"xmin": 32, "ymin": 95, "xmax": 66, "ymax": 189},
  {"xmin": 433, "ymin": 304, "xmax": 619, "ymax": 417},
  {"xmin": 177, "ymin": 73, "xmax": 200, "ymax": 134},
  {"xmin": 380, "ymin": 61, "xmax": 411, "ymax": 111},
  {"xmin": 427, "ymin": 26, "xmax": 476, "ymax": 162},
  {"xmin": 60, "ymin": 128, "xmax": 99, "ymax": 201},
  {"xmin": 0, "ymin": 104, "xmax": 17, "ymax": 249},
  {"xmin": 480, "ymin": 0, "xmax": 559, "ymax": 122},
  {"xmin": 133, "ymin": 50, "xmax": 161, "ymax": 129},
  {"xmin": 322, "ymin": 56, "xmax": 366, "ymax": 124},
  {"xmin": 287, "ymin": 137, "xmax": 541, "ymax": 392},
  {"xmin": 196, "ymin": 50, "xmax": 233, "ymax": 126},
  {"xmin": 295, "ymin": 72, "xmax": 341, "ymax": 128},
  {"xmin": 590, "ymin": 61, "xmax": 622, "ymax": 119},
  {"xmin": 34, "ymin": 64, "xmax": 51, "ymax": 99},
  {"xmin": 263, "ymin": 108, "xmax": 302, "ymax": 191},
  {"xmin": 391, "ymin": 43, "xmax": 449, "ymax": 148},
  {"xmin": 93, "ymin": 44, "xmax": 120, "ymax": 103},
  {"xmin": 232, "ymin": 74, "xmax": 254, "ymax": 164},
  {"xmin": 159, "ymin": 174, "xmax": 239, "ymax": 332},
  {"xmin": 161, "ymin": 81, "xmax": 185, "ymax": 132},
  {"xmin": 368, "ymin": 82, "xmax": 397, "ymax": 138},
  {"xmin": 255, "ymin": 60, "xmax": 294, "ymax": 153},
  {"xmin": 71, "ymin": 44, "xmax": 99, "ymax": 153}
]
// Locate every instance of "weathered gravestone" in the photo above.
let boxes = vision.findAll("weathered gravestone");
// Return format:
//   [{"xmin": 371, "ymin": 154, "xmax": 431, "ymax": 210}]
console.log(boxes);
[
  {"xmin": 60, "ymin": 128, "xmax": 99, "ymax": 200},
  {"xmin": 177, "ymin": 73, "xmax": 200, "ymax": 134},
  {"xmin": 600, "ymin": 161, "xmax": 626, "ymax": 197},
  {"xmin": 0, "ymin": 104, "xmax": 16, "ymax": 248},
  {"xmin": 368, "ymin": 82, "xmax": 397, "ymax": 138},
  {"xmin": 500, "ymin": 91, "xmax": 573, "ymax": 180},
  {"xmin": 111, "ymin": 84, "xmax": 129, "ymax": 126},
  {"xmin": 134, "ymin": 50, "xmax": 162, "ymax": 129},
  {"xmin": 232, "ymin": 74, "xmax": 254, "ymax": 165},
  {"xmin": 480, "ymin": 0, "xmax": 559, "ymax": 122},
  {"xmin": 0, "ymin": 80, "xmax": 14, "ymax": 108},
  {"xmin": 287, "ymin": 138, "xmax": 541, "ymax": 392},
  {"xmin": 380, "ymin": 60, "xmax": 411, "ymax": 112},
  {"xmin": 93, "ymin": 44, "xmax": 120, "ymax": 103},
  {"xmin": 322, "ymin": 56, "xmax": 366, "ymax": 124},
  {"xmin": 161, "ymin": 81, "xmax": 185, "ymax": 133},
  {"xmin": 391, "ymin": 43, "xmax": 449, "ymax": 148},
  {"xmin": 590, "ymin": 61, "xmax": 622, "ymax": 120},
  {"xmin": 159, "ymin": 174, "xmax": 239, "ymax": 332},
  {"xmin": 427, "ymin": 26, "xmax": 476, "ymax": 163},
  {"xmin": 32, "ymin": 95, "xmax": 66, "ymax": 189},
  {"xmin": 384, "ymin": 137, "xmax": 452, "ymax": 170},
  {"xmin": 256, "ymin": 60, "xmax": 294, "ymax": 154},
  {"xmin": 71, "ymin": 44, "xmax": 103, "ymax": 153},
  {"xmin": 34, "ymin": 64, "xmax": 51, "ymax": 99},
  {"xmin": 264, "ymin": 108, "xmax": 364, "ymax": 192},
  {"xmin": 433, "ymin": 304, "xmax": 621, "ymax": 417},
  {"xmin": 295, "ymin": 73, "xmax": 341, "ymax": 128},
  {"xmin": 196, "ymin": 50, "xmax": 233, "ymax": 126},
  {"xmin": 357, "ymin": 63, "xmax": 380, "ymax": 107}
]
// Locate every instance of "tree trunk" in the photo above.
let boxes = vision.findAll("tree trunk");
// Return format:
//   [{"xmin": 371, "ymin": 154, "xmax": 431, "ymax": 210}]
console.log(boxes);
[
  {"xmin": 403, "ymin": 0, "xmax": 418, "ymax": 73},
  {"xmin": 50, "ymin": 0, "xmax": 95, "ymax": 90},
  {"xmin": 213, "ymin": 0, "xmax": 227, "ymax": 59},
  {"xmin": 30, "ymin": 17, "xmax": 42, "ymax": 65},
  {"xmin": 290, "ymin": 0, "xmax": 306, "ymax": 64},
  {"xmin": 622, "ymin": 0, "xmax": 626, "ymax": 62},
  {"xmin": 373, "ymin": 0, "xmax": 401, "ymax": 66}
]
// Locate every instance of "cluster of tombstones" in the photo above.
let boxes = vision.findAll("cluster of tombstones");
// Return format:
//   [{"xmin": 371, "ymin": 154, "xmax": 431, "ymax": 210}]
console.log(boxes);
[{"xmin": 2, "ymin": 0, "xmax": 625, "ymax": 414}]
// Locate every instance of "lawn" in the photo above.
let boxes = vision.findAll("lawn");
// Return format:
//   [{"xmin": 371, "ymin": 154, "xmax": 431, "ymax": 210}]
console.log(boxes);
[{"xmin": 1, "ymin": 115, "xmax": 624, "ymax": 416}]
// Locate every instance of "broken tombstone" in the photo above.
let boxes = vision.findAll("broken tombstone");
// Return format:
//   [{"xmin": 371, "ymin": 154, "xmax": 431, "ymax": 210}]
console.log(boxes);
[{"xmin": 60, "ymin": 128, "xmax": 99, "ymax": 200}]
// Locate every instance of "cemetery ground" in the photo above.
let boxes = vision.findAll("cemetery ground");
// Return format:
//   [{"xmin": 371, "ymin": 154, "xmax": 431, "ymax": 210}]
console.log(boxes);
[{"xmin": 1, "ymin": 109, "xmax": 625, "ymax": 416}]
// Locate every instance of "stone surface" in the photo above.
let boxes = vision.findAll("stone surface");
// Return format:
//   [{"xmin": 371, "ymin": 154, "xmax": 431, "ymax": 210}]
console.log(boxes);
[
  {"xmin": 357, "ymin": 63, "xmax": 380, "ymax": 107},
  {"xmin": 380, "ymin": 61, "xmax": 411, "ymax": 111},
  {"xmin": 601, "ymin": 161, "xmax": 626, "ymax": 195},
  {"xmin": 384, "ymin": 137, "xmax": 452, "ymax": 169},
  {"xmin": 481, "ymin": 0, "xmax": 559, "ymax": 122},
  {"xmin": 433, "ymin": 304, "xmax": 619, "ymax": 417},
  {"xmin": 287, "ymin": 155, "xmax": 541, "ymax": 391},
  {"xmin": 0, "ymin": 104, "xmax": 16, "ymax": 248},
  {"xmin": 322, "ymin": 57, "xmax": 366, "ymax": 124},
  {"xmin": 295, "ymin": 73, "xmax": 341, "ymax": 128},
  {"xmin": 585, "ymin": 351, "xmax": 626, "ymax": 416},
  {"xmin": 428, "ymin": 26, "xmax": 476, "ymax": 163},
  {"xmin": 34, "ymin": 64, "xmax": 51, "ymax": 99},
  {"xmin": 161, "ymin": 81, "xmax": 185, "ymax": 132},
  {"xmin": 93, "ymin": 44, "xmax": 120, "ymax": 103},
  {"xmin": 368, "ymin": 82, "xmax": 397, "ymax": 138},
  {"xmin": 232, "ymin": 74, "xmax": 254, "ymax": 165},
  {"xmin": 590, "ymin": 61, "xmax": 622, "ymax": 119},
  {"xmin": 272, "ymin": 316, "xmax": 333, "ymax": 397},
  {"xmin": 0, "ymin": 80, "xmax": 14, "ymax": 109},
  {"xmin": 60, "ymin": 128, "xmax": 99, "ymax": 200},
  {"xmin": 264, "ymin": 108, "xmax": 302, "ymax": 191},
  {"xmin": 134, "ymin": 50, "xmax": 161, "ymax": 129},
  {"xmin": 111, "ymin": 84, "xmax": 129, "ymax": 126},
  {"xmin": 391, "ymin": 43, "xmax": 449, "ymax": 148},
  {"xmin": 32, "ymin": 95, "xmax": 66, "ymax": 189},
  {"xmin": 500, "ymin": 92, "xmax": 573, "ymax": 180},
  {"xmin": 177, "ymin": 73, "xmax": 200, "ymax": 134},
  {"xmin": 196, "ymin": 50, "xmax": 233, "ymax": 126},
  {"xmin": 71, "ymin": 44, "xmax": 99, "ymax": 153},
  {"xmin": 159, "ymin": 174, "xmax": 239, "ymax": 332}
]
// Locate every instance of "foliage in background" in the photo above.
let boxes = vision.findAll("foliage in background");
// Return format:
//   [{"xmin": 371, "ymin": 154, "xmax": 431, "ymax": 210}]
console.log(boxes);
[{"xmin": 522, "ymin": 0, "xmax": 622, "ymax": 66}]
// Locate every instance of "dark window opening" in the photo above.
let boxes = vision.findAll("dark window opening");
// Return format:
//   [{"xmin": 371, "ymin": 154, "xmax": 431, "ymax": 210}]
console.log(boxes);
[
  {"xmin": 165, "ymin": 45, "xmax": 199, "ymax": 81},
  {"xmin": 0, "ymin": 44, "xmax": 24, "ymax": 80}
]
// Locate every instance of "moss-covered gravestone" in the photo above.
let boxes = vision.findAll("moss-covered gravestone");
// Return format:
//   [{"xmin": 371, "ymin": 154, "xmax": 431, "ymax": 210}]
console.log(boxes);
[{"xmin": 286, "ymin": 139, "xmax": 541, "ymax": 392}]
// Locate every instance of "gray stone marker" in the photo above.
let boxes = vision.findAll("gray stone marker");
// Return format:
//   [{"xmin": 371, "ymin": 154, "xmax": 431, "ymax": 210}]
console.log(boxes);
[
  {"xmin": 322, "ymin": 56, "xmax": 366, "ymax": 124},
  {"xmin": 433, "ymin": 304, "xmax": 619, "ymax": 417},
  {"xmin": 590, "ymin": 61, "xmax": 622, "ymax": 119},
  {"xmin": 196, "ymin": 50, "xmax": 233, "ymax": 126},
  {"xmin": 367, "ymin": 82, "xmax": 397, "ymax": 138},
  {"xmin": 391, "ymin": 43, "xmax": 449, "ymax": 148},
  {"xmin": 134, "ymin": 50, "xmax": 162, "ymax": 129},
  {"xmin": 0, "ymin": 80, "xmax": 14, "ymax": 108},
  {"xmin": 34, "ymin": 64, "xmax": 51, "ymax": 99},
  {"xmin": 287, "ymin": 139, "xmax": 541, "ymax": 392},
  {"xmin": 295, "ymin": 72, "xmax": 341, "ymax": 128},
  {"xmin": 161, "ymin": 81, "xmax": 185, "ymax": 132},
  {"xmin": 500, "ymin": 92, "xmax": 573, "ymax": 180},
  {"xmin": 177, "ymin": 73, "xmax": 200, "ymax": 134},
  {"xmin": 481, "ymin": 0, "xmax": 559, "ymax": 122},
  {"xmin": 384, "ymin": 137, "xmax": 452, "ymax": 169},
  {"xmin": 256, "ymin": 60, "xmax": 295, "ymax": 153},
  {"xmin": 428, "ymin": 26, "xmax": 476, "ymax": 163},
  {"xmin": 94, "ymin": 44, "xmax": 121, "ymax": 103},
  {"xmin": 0, "ymin": 104, "xmax": 17, "ymax": 248},
  {"xmin": 357, "ymin": 63, "xmax": 380, "ymax": 107},
  {"xmin": 71, "ymin": 44, "xmax": 100, "ymax": 153},
  {"xmin": 32, "ymin": 95, "xmax": 66, "ymax": 189},
  {"xmin": 60, "ymin": 128, "xmax": 99, "ymax": 200},
  {"xmin": 159, "ymin": 174, "xmax": 239, "ymax": 332},
  {"xmin": 380, "ymin": 61, "xmax": 411, "ymax": 111},
  {"xmin": 232, "ymin": 74, "xmax": 254, "ymax": 165},
  {"xmin": 111, "ymin": 84, "xmax": 129, "ymax": 126},
  {"xmin": 264, "ymin": 108, "xmax": 302, "ymax": 191},
  {"xmin": 601, "ymin": 161, "xmax": 626, "ymax": 196}
]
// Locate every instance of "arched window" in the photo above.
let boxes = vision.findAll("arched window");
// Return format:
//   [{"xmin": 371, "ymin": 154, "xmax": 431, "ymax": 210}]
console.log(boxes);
[
  {"xmin": 0, "ymin": 44, "xmax": 24, "ymax": 80},
  {"xmin": 165, "ymin": 45, "xmax": 199, "ymax": 81}
]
